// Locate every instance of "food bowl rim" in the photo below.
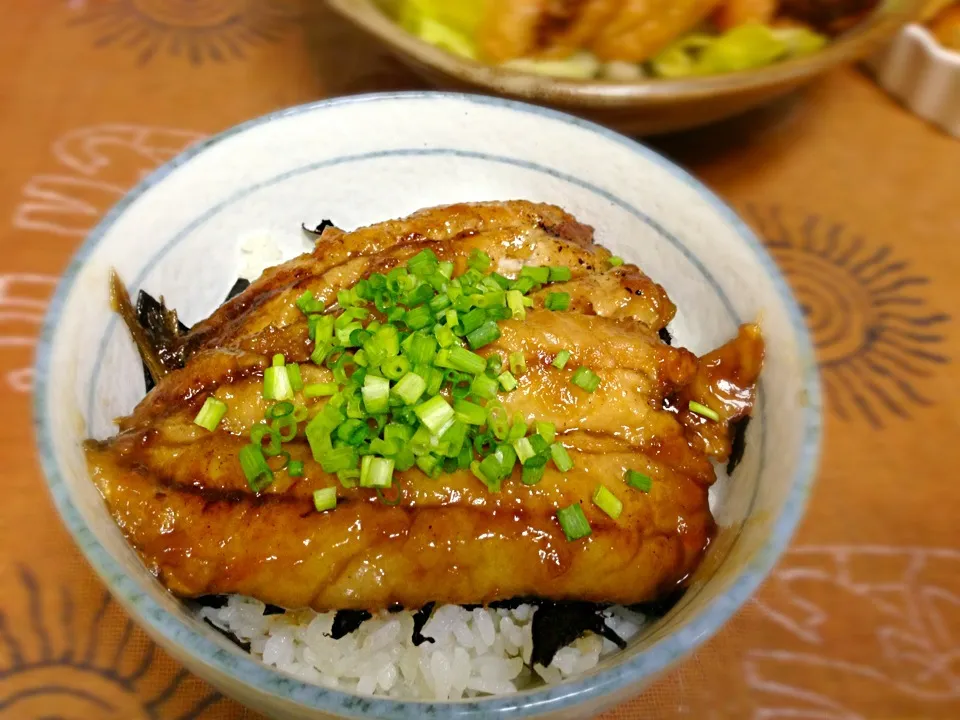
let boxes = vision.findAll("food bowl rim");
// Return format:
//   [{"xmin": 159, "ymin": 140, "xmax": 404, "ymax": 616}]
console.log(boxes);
[
  {"xmin": 327, "ymin": 0, "xmax": 918, "ymax": 107},
  {"xmin": 33, "ymin": 91, "xmax": 822, "ymax": 720}
]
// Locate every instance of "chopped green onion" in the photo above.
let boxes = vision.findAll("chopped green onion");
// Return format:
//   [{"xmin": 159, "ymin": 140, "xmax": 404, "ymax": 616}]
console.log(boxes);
[
  {"xmin": 509, "ymin": 351, "xmax": 526, "ymax": 376},
  {"xmin": 513, "ymin": 437, "xmax": 536, "ymax": 464},
  {"xmin": 309, "ymin": 315, "xmax": 334, "ymax": 342},
  {"xmin": 272, "ymin": 354, "xmax": 285, "ymax": 367},
  {"xmin": 477, "ymin": 456, "xmax": 504, "ymax": 491},
  {"xmin": 414, "ymin": 395, "xmax": 455, "ymax": 434},
  {"xmin": 426, "ymin": 367, "xmax": 444, "ymax": 396},
  {"xmin": 381, "ymin": 356, "xmax": 410, "ymax": 380},
  {"xmin": 486, "ymin": 354, "xmax": 503, "ymax": 376},
  {"xmin": 550, "ymin": 443, "xmax": 574, "ymax": 472},
  {"xmin": 460, "ymin": 307, "xmax": 487, "ymax": 334},
  {"xmin": 571, "ymin": 366, "xmax": 601, "ymax": 393},
  {"xmin": 370, "ymin": 437, "xmax": 399, "ymax": 456},
  {"xmin": 545, "ymin": 292, "xmax": 571, "ymax": 311},
  {"xmin": 536, "ymin": 421, "xmax": 556, "ymax": 444},
  {"xmin": 522, "ymin": 456, "xmax": 547, "ymax": 485},
  {"xmin": 408, "ymin": 248, "xmax": 439, "ymax": 277},
  {"xmin": 552, "ymin": 350, "xmax": 571, "ymax": 370},
  {"xmin": 438, "ymin": 261, "xmax": 454, "ymax": 279},
  {"xmin": 592, "ymin": 485, "xmax": 623, "ymax": 519},
  {"xmin": 608, "ymin": 256, "xmax": 624, "ymax": 267},
  {"xmin": 557, "ymin": 503, "xmax": 591, "ymax": 541},
  {"xmin": 313, "ymin": 487, "xmax": 337, "ymax": 512},
  {"xmin": 454, "ymin": 399, "xmax": 486, "ymax": 426},
  {"xmin": 497, "ymin": 371, "xmax": 517, "ymax": 392},
  {"xmin": 520, "ymin": 266, "xmax": 550, "ymax": 284},
  {"xmin": 447, "ymin": 346, "xmax": 486, "ymax": 375},
  {"xmin": 304, "ymin": 382, "xmax": 338, "ymax": 398},
  {"xmin": 393, "ymin": 372, "xmax": 427, "ymax": 405},
  {"xmin": 405, "ymin": 282, "xmax": 435, "ymax": 308},
  {"xmin": 297, "ymin": 291, "xmax": 326, "ymax": 314},
  {"xmin": 320, "ymin": 446, "xmax": 358, "ymax": 474},
  {"xmin": 529, "ymin": 433, "xmax": 550, "ymax": 456},
  {"xmin": 311, "ymin": 342, "xmax": 332, "ymax": 366},
  {"xmin": 272, "ymin": 415, "xmax": 298, "ymax": 441},
  {"xmin": 193, "ymin": 397, "xmax": 227, "ymax": 431},
  {"xmin": 466, "ymin": 320, "xmax": 501, "ymax": 350},
  {"xmin": 251, "ymin": 425, "xmax": 283, "ymax": 458},
  {"xmin": 625, "ymin": 469, "xmax": 652, "ymax": 492},
  {"xmin": 506, "ymin": 290, "xmax": 526, "ymax": 320},
  {"xmin": 469, "ymin": 373, "xmax": 498, "ymax": 400},
  {"xmin": 360, "ymin": 455, "xmax": 395, "ymax": 488},
  {"xmin": 286, "ymin": 363, "xmax": 304, "ymax": 392},
  {"xmin": 239, "ymin": 444, "xmax": 273, "ymax": 492},
  {"xmin": 404, "ymin": 306, "xmax": 433, "ymax": 330},
  {"xmin": 549, "ymin": 266, "xmax": 572, "ymax": 282},
  {"xmin": 689, "ymin": 401, "xmax": 720, "ymax": 422},
  {"xmin": 487, "ymin": 404, "xmax": 509, "ymax": 439},
  {"xmin": 362, "ymin": 374, "xmax": 390, "ymax": 414},
  {"xmin": 468, "ymin": 248, "xmax": 492, "ymax": 272},
  {"xmin": 475, "ymin": 291, "xmax": 505, "ymax": 309},
  {"xmin": 416, "ymin": 453, "xmax": 442, "ymax": 478},
  {"xmin": 507, "ymin": 415, "xmax": 527, "ymax": 441},
  {"xmin": 490, "ymin": 272, "xmax": 511, "ymax": 290},
  {"xmin": 288, "ymin": 459, "xmax": 305, "ymax": 477},
  {"xmin": 511, "ymin": 276, "xmax": 536, "ymax": 294}
]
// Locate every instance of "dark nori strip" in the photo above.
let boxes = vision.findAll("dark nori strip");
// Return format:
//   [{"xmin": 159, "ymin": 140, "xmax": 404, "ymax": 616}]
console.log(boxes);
[
  {"xmin": 202, "ymin": 618, "xmax": 252, "ymax": 653},
  {"xmin": 193, "ymin": 595, "xmax": 228, "ymax": 609},
  {"xmin": 302, "ymin": 219, "xmax": 335, "ymax": 237},
  {"xmin": 225, "ymin": 278, "xmax": 251, "ymax": 301},
  {"xmin": 489, "ymin": 597, "xmax": 537, "ymax": 610},
  {"xmin": 460, "ymin": 604, "xmax": 481, "ymax": 611},
  {"xmin": 328, "ymin": 610, "xmax": 372, "ymax": 639},
  {"xmin": 135, "ymin": 289, "xmax": 189, "ymax": 393},
  {"xmin": 388, "ymin": 603, "xmax": 405, "ymax": 614},
  {"xmin": 411, "ymin": 602, "xmax": 436, "ymax": 646},
  {"xmin": 530, "ymin": 602, "xmax": 626, "ymax": 668},
  {"xmin": 626, "ymin": 586, "xmax": 686, "ymax": 618},
  {"xmin": 726, "ymin": 416, "xmax": 751, "ymax": 475},
  {"xmin": 263, "ymin": 604, "xmax": 286, "ymax": 616},
  {"xmin": 659, "ymin": 326, "xmax": 672, "ymax": 345}
]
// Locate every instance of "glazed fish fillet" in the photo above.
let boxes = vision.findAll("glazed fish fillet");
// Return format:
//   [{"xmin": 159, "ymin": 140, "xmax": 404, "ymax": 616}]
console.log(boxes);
[{"xmin": 86, "ymin": 201, "xmax": 763, "ymax": 612}]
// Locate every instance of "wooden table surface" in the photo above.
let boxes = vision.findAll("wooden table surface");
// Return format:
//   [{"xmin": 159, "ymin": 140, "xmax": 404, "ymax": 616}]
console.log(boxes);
[{"xmin": 1, "ymin": 2, "xmax": 958, "ymax": 718}]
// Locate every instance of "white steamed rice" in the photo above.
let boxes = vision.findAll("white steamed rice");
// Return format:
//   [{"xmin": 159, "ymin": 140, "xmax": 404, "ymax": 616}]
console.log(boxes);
[
  {"xmin": 214, "ymin": 233, "xmax": 644, "ymax": 700},
  {"xmin": 200, "ymin": 597, "xmax": 643, "ymax": 700}
]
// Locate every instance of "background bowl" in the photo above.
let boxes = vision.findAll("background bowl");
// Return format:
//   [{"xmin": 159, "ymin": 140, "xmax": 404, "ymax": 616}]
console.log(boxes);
[
  {"xmin": 35, "ymin": 92, "xmax": 821, "ymax": 719},
  {"xmin": 328, "ymin": 0, "xmax": 919, "ymax": 135}
]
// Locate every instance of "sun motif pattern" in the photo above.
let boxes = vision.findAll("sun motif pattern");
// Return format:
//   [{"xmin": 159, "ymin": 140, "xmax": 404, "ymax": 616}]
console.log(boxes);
[
  {"xmin": 0, "ymin": 566, "xmax": 228, "ymax": 719},
  {"xmin": 745, "ymin": 204, "xmax": 950, "ymax": 427},
  {"xmin": 67, "ymin": 0, "xmax": 300, "ymax": 65}
]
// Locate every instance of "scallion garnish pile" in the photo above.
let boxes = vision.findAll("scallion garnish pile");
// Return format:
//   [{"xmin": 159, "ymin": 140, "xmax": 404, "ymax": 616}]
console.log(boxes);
[{"xmin": 193, "ymin": 247, "xmax": 692, "ymax": 541}]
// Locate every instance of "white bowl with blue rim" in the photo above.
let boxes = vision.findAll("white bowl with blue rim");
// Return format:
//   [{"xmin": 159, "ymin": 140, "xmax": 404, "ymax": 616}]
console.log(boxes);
[{"xmin": 34, "ymin": 92, "xmax": 821, "ymax": 719}]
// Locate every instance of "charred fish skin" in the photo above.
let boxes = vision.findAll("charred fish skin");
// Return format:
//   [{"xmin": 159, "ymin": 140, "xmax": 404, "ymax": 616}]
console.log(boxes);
[{"xmin": 89, "ymin": 201, "xmax": 763, "ymax": 614}]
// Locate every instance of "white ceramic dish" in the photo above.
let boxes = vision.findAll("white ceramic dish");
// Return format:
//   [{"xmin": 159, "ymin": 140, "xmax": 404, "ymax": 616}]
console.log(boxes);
[
  {"xmin": 871, "ymin": 23, "xmax": 960, "ymax": 137},
  {"xmin": 34, "ymin": 92, "xmax": 821, "ymax": 719}
]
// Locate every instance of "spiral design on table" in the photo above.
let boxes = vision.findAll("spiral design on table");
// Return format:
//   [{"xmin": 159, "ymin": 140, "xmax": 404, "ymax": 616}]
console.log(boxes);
[
  {"xmin": 68, "ymin": 0, "xmax": 299, "ymax": 65},
  {"xmin": 0, "ymin": 566, "xmax": 225, "ymax": 719},
  {"xmin": 746, "ymin": 205, "xmax": 950, "ymax": 427}
]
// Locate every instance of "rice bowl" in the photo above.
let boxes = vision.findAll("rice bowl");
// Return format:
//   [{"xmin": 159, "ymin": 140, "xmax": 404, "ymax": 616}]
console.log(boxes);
[{"xmin": 34, "ymin": 92, "xmax": 820, "ymax": 720}]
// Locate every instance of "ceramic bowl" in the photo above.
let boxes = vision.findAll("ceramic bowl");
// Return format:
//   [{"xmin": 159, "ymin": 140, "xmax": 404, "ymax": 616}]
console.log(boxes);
[
  {"xmin": 34, "ymin": 92, "xmax": 821, "ymax": 719},
  {"xmin": 328, "ymin": 0, "xmax": 920, "ymax": 135}
]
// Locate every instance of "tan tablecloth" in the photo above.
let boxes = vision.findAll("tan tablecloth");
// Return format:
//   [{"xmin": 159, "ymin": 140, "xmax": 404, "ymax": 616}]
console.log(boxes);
[{"xmin": 2, "ymin": 2, "xmax": 958, "ymax": 718}]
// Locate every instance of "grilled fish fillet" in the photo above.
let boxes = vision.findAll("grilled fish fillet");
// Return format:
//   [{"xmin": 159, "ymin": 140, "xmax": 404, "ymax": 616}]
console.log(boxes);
[{"xmin": 86, "ymin": 201, "xmax": 763, "ymax": 612}]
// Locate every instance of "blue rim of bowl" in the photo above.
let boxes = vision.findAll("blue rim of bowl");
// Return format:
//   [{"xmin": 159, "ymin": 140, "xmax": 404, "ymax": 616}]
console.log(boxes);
[{"xmin": 34, "ymin": 91, "xmax": 822, "ymax": 719}]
